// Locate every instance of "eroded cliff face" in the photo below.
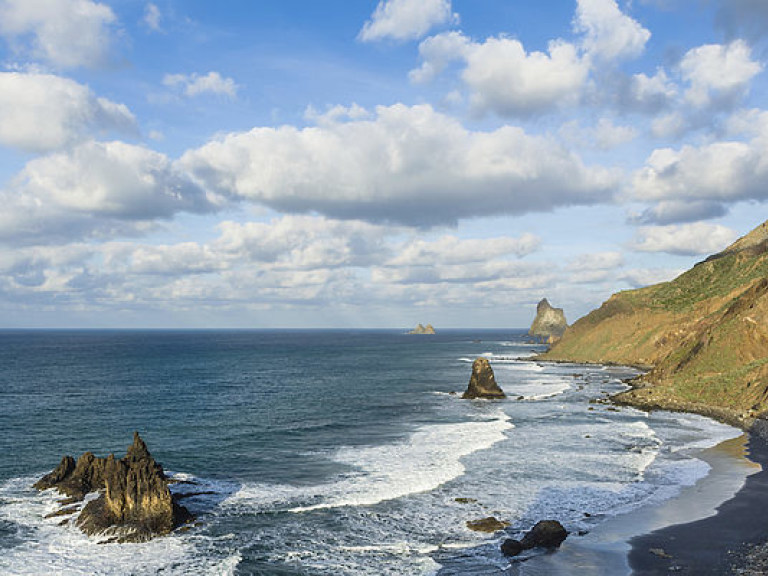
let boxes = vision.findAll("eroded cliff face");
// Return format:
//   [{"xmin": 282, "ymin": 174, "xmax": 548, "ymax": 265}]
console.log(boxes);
[
  {"xmin": 529, "ymin": 299, "xmax": 568, "ymax": 341},
  {"xmin": 35, "ymin": 432, "xmax": 191, "ymax": 542},
  {"xmin": 542, "ymin": 219, "xmax": 768, "ymax": 425}
]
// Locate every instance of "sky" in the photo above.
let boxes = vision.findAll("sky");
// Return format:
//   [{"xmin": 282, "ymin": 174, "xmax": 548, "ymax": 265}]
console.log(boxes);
[{"xmin": 0, "ymin": 0, "xmax": 767, "ymax": 329}]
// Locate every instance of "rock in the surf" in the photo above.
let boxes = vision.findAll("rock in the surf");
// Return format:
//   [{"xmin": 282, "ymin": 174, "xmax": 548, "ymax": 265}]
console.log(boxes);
[
  {"xmin": 466, "ymin": 516, "xmax": 510, "ymax": 533},
  {"xmin": 501, "ymin": 520, "xmax": 568, "ymax": 557},
  {"xmin": 34, "ymin": 432, "xmax": 192, "ymax": 543},
  {"xmin": 462, "ymin": 357, "xmax": 505, "ymax": 399}
]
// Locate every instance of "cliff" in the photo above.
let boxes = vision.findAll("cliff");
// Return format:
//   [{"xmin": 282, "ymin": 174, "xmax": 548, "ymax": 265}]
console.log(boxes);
[
  {"xmin": 529, "ymin": 299, "xmax": 568, "ymax": 342},
  {"xmin": 542, "ymin": 219, "xmax": 768, "ymax": 426}
]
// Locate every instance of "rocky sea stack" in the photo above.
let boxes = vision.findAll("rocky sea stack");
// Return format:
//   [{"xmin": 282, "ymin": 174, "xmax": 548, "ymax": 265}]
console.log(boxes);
[
  {"xmin": 462, "ymin": 357, "xmax": 505, "ymax": 399},
  {"xmin": 529, "ymin": 298, "xmax": 568, "ymax": 343},
  {"xmin": 34, "ymin": 432, "xmax": 192, "ymax": 543},
  {"xmin": 408, "ymin": 323, "xmax": 436, "ymax": 335}
]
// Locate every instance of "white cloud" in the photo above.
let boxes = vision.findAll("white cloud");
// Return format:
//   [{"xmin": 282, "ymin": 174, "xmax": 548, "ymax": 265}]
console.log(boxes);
[
  {"xmin": 412, "ymin": 32, "xmax": 589, "ymax": 117},
  {"xmin": 180, "ymin": 103, "xmax": 619, "ymax": 226},
  {"xmin": 632, "ymin": 131, "xmax": 768, "ymax": 205},
  {"xmin": 680, "ymin": 40, "xmax": 763, "ymax": 108},
  {"xmin": 630, "ymin": 223, "xmax": 738, "ymax": 256},
  {"xmin": 574, "ymin": 0, "xmax": 651, "ymax": 62},
  {"xmin": 0, "ymin": 141, "xmax": 214, "ymax": 245},
  {"xmin": 387, "ymin": 234, "xmax": 540, "ymax": 266},
  {"xmin": 0, "ymin": 72, "xmax": 136, "ymax": 152},
  {"xmin": 594, "ymin": 118, "xmax": 637, "ymax": 149},
  {"xmin": 359, "ymin": 0, "xmax": 458, "ymax": 43},
  {"xmin": 0, "ymin": 0, "xmax": 117, "ymax": 68},
  {"xmin": 463, "ymin": 37, "xmax": 589, "ymax": 117},
  {"xmin": 144, "ymin": 3, "xmax": 162, "ymax": 32},
  {"xmin": 566, "ymin": 251, "xmax": 624, "ymax": 283},
  {"xmin": 163, "ymin": 71, "xmax": 238, "ymax": 98},
  {"xmin": 625, "ymin": 69, "xmax": 677, "ymax": 112},
  {"xmin": 409, "ymin": 30, "xmax": 469, "ymax": 83}
]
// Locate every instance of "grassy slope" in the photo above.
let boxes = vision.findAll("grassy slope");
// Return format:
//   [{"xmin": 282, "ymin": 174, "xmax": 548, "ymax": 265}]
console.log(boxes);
[{"xmin": 542, "ymin": 223, "xmax": 768, "ymax": 426}]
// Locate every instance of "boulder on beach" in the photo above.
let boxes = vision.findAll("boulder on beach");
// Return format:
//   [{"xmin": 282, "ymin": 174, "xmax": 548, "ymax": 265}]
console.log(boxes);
[
  {"xmin": 34, "ymin": 432, "xmax": 192, "ymax": 543},
  {"xmin": 501, "ymin": 520, "xmax": 568, "ymax": 557},
  {"xmin": 462, "ymin": 357, "xmax": 505, "ymax": 399}
]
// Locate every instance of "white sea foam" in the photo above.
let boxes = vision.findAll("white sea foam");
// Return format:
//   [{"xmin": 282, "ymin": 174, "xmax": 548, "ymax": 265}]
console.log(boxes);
[
  {"xmin": 0, "ymin": 476, "xmax": 240, "ymax": 576},
  {"xmin": 226, "ymin": 414, "xmax": 513, "ymax": 513}
]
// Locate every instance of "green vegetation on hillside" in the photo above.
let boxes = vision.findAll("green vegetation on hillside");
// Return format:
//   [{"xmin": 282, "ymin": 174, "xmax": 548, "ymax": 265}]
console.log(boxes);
[{"xmin": 542, "ymin": 221, "xmax": 768, "ymax": 427}]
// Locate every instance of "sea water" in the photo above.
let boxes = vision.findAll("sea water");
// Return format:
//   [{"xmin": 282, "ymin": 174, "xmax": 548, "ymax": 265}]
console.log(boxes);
[{"xmin": 0, "ymin": 330, "xmax": 740, "ymax": 575}]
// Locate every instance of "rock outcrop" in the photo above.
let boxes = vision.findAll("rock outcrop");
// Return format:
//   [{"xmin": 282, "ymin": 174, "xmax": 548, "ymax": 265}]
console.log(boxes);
[
  {"xmin": 34, "ymin": 432, "xmax": 192, "ymax": 542},
  {"xmin": 529, "ymin": 299, "xmax": 568, "ymax": 342},
  {"xmin": 501, "ymin": 520, "xmax": 568, "ymax": 557},
  {"xmin": 466, "ymin": 516, "xmax": 510, "ymax": 533},
  {"xmin": 542, "ymin": 218, "xmax": 768, "ymax": 426},
  {"xmin": 408, "ymin": 323, "xmax": 436, "ymax": 335},
  {"xmin": 462, "ymin": 357, "xmax": 505, "ymax": 399}
]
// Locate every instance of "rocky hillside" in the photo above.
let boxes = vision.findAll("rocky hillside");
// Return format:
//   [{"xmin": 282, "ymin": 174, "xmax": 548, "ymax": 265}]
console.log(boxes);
[{"xmin": 542, "ymin": 219, "xmax": 768, "ymax": 426}]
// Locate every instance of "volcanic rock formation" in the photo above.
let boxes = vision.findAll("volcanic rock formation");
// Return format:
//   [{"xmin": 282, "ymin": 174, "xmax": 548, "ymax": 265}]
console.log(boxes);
[
  {"xmin": 529, "ymin": 298, "xmax": 568, "ymax": 343},
  {"xmin": 462, "ymin": 357, "xmax": 505, "ymax": 399},
  {"xmin": 408, "ymin": 323, "xmax": 436, "ymax": 334},
  {"xmin": 501, "ymin": 520, "xmax": 568, "ymax": 557},
  {"xmin": 34, "ymin": 432, "xmax": 192, "ymax": 542}
]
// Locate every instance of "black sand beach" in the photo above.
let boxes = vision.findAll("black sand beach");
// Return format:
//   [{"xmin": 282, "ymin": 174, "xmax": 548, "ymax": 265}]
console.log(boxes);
[
  {"xmin": 506, "ymin": 432, "xmax": 763, "ymax": 575},
  {"xmin": 629, "ymin": 429, "xmax": 768, "ymax": 575}
]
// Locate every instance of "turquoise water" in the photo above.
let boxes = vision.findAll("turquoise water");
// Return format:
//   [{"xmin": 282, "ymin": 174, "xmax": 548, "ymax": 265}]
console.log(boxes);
[{"xmin": 0, "ymin": 330, "xmax": 740, "ymax": 574}]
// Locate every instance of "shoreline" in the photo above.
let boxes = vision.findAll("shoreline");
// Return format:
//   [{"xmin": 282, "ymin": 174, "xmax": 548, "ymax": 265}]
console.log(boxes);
[
  {"xmin": 508, "ymin": 432, "xmax": 762, "ymax": 575},
  {"xmin": 628, "ymin": 428, "xmax": 768, "ymax": 575}
]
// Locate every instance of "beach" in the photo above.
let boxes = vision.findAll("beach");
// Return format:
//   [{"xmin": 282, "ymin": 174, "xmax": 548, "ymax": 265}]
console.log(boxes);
[{"xmin": 508, "ymin": 432, "xmax": 764, "ymax": 575}]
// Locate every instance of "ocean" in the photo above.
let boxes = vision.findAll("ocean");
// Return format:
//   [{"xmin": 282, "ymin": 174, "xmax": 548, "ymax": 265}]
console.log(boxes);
[{"xmin": 0, "ymin": 330, "xmax": 740, "ymax": 575}]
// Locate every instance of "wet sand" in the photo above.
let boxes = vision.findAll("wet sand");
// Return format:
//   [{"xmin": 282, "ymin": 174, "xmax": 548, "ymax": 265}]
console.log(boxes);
[{"xmin": 509, "ymin": 433, "xmax": 762, "ymax": 575}]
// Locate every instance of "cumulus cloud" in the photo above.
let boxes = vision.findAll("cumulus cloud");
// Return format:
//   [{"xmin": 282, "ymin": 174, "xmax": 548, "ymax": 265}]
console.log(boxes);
[
  {"xmin": 359, "ymin": 0, "xmax": 458, "ymax": 42},
  {"xmin": 0, "ymin": 140, "xmax": 215, "ymax": 245},
  {"xmin": 163, "ymin": 71, "xmax": 238, "ymax": 98},
  {"xmin": 630, "ymin": 223, "xmax": 738, "ymax": 256},
  {"xmin": 621, "ymin": 69, "xmax": 677, "ymax": 113},
  {"xmin": 632, "ymin": 131, "xmax": 768, "ymax": 206},
  {"xmin": 680, "ymin": 40, "xmax": 762, "ymax": 109},
  {"xmin": 0, "ymin": 72, "xmax": 136, "ymax": 152},
  {"xmin": 412, "ymin": 33, "xmax": 589, "ymax": 117},
  {"xmin": 574, "ymin": 0, "xmax": 651, "ymax": 62},
  {"xmin": 0, "ymin": 0, "xmax": 117, "ymax": 68},
  {"xmin": 180, "ymin": 103, "xmax": 619, "ymax": 226}
]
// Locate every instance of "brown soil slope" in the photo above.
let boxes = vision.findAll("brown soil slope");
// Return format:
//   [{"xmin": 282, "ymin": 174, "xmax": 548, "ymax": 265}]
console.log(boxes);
[{"xmin": 542, "ymin": 220, "xmax": 768, "ymax": 426}]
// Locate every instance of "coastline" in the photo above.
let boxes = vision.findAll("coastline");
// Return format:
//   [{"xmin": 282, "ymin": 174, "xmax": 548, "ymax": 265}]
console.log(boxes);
[
  {"xmin": 508, "ymin": 432, "xmax": 762, "ymax": 575},
  {"xmin": 628, "ymin": 428, "xmax": 768, "ymax": 575}
]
